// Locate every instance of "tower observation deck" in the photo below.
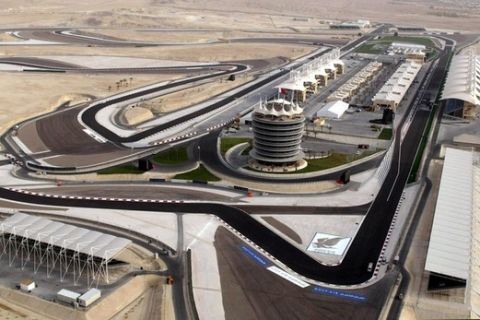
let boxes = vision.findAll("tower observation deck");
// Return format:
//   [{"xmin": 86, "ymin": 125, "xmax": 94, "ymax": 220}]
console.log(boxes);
[{"xmin": 249, "ymin": 99, "xmax": 307, "ymax": 171}]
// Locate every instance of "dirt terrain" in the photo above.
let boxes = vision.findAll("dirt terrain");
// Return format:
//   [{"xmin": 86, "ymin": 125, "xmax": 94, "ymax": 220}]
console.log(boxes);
[
  {"xmin": 0, "ymin": 0, "xmax": 477, "ymax": 31},
  {"xmin": 0, "ymin": 72, "xmax": 181, "ymax": 135}
]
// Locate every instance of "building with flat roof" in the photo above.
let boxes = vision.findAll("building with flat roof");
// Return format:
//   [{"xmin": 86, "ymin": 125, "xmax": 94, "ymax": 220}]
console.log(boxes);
[
  {"xmin": 372, "ymin": 61, "xmax": 421, "ymax": 111},
  {"xmin": 327, "ymin": 61, "xmax": 382, "ymax": 102},
  {"xmin": 57, "ymin": 289, "xmax": 81, "ymax": 305},
  {"xmin": 441, "ymin": 50, "xmax": 480, "ymax": 119},
  {"xmin": 388, "ymin": 42, "xmax": 427, "ymax": 64},
  {"xmin": 79, "ymin": 288, "xmax": 101, "ymax": 307}
]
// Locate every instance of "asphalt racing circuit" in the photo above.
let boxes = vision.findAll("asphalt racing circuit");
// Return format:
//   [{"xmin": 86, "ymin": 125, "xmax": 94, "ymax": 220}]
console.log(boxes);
[{"xmin": 0, "ymin": 27, "xmax": 454, "ymax": 288}]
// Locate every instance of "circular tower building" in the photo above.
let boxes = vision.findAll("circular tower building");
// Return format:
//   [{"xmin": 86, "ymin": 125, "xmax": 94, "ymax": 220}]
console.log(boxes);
[{"xmin": 249, "ymin": 99, "xmax": 307, "ymax": 172}]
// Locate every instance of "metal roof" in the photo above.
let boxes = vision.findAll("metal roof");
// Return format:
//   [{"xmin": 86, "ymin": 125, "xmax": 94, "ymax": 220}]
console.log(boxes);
[
  {"xmin": 79, "ymin": 288, "xmax": 101, "ymax": 301},
  {"xmin": 372, "ymin": 61, "xmax": 421, "ymax": 105},
  {"xmin": 0, "ymin": 213, "xmax": 131, "ymax": 261},
  {"xmin": 425, "ymin": 147, "xmax": 473, "ymax": 280},
  {"xmin": 441, "ymin": 51, "xmax": 480, "ymax": 106},
  {"xmin": 316, "ymin": 100, "xmax": 349, "ymax": 119},
  {"xmin": 57, "ymin": 289, "xmax": 81, "ymax": 300}
]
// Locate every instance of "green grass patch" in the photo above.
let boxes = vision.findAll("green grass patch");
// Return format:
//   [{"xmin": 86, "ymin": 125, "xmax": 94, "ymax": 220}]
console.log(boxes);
[
  {"xmin": 152, "ymin": 147, "xmax": 188, "ymax": 164},
  {"xmin": 355, "ymin": 35, "xmax": 435, "ymax": 54},
  {"xmin": 408, "ymin": 108, "xmax": 435, "ymax": 183},
  {"xmin": 247, "ymin": 152, "xmax": 376, "ymax": 174},
  {"xmin": 408, "ymin": 52, "xmax": 453, "ymax": 183},
  {"xmin": 174, "ymin": 165, "xmax": 220, "ymax": 182},
  {"xmin": 378, "ymin": 128, "xmax": 393, "ymax": 140},
  {"xmin": 220, "ymin": 137, "xmax": 251, "ymax": 155},
  {"xmin": 292, "ymin": 152, "xmax": 376, "ymax": 174},
  {"xmin": 355, "ymin": 43, "xmax": 383, "ymax": 54},
  {"xmin": 426, "ymin": 49, "xmax": 439, "ymax": 61},
  {"xmin": 379, "ymin": 36, "xmax": 435, "ymax": 48},
  {"xmin": 98, "ymin": 164, "xmax": 146, "ymax": 175}
]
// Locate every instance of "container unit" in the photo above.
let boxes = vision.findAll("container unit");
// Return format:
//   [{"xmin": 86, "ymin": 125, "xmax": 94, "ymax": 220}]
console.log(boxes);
[
  {"xmin": 19, "ymin": 278, "xmax": 35, "ymax": 292},
  {"xmin": 78, "ymin": 288, "xmax": 101, "ymax": 307},
  {"xmin": 57, "ymin": 289, "xmax": 81, "ymax": 305}
]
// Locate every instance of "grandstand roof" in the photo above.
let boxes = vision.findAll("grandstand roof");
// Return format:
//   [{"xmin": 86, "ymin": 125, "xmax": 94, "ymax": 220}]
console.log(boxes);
[
  {"xmin": 372, "ymin": 61, "xmax": 421, "ymax": 105},
  {"xmin": 441, "ymin": 51, "xmax": 480, "ymax": 106},
  {"xmin": 0, "ymin": 213, "xmax": 131, "ymax": 261},
  {"xmin": 425, "ymin": 147, "xmax": 473, "ymax": 280}
]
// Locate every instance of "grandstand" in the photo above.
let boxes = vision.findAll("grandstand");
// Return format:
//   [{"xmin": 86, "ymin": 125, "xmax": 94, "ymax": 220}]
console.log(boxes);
[
  {"xmin": 441, "ymin": 50, "xmax": 480, "ymax": 119},
  {"xmin": 0, "ymin": 213, "xmax": 131, "ymax": 287}
]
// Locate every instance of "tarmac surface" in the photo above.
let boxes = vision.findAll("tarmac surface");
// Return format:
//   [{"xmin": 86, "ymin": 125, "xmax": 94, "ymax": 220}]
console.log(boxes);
[
  {"xmin": 0, "ymin": 35, "xmax": 452, "ymax": 286},
  {"xmin": 30, "ymin": 185, "xmax": 237, "ymax": 202},
  {"xmin": 0, "ymin": 26, "xmax": 454, "ymax": 288},
  {"xmin": 3, "ymin": 26, "xmax": 388, "ymax": 174},
  {"xmin": 9, "ymin": 29, "xmax": 350, "ymax": 48},
  {"xmin": 215, "ymin": 226, "xmax": 395, "ymax": 320},
  {"xmin": 198, "ymin": 131, "xmax": 383, "ymax": 183}
]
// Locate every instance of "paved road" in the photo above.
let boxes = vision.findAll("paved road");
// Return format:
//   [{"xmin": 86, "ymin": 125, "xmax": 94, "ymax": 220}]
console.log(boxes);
[
  {"xmin": 0, "ymin": 56, "xmax": 236, "ymax": 74},
  {"xmin": 30, "ymin": 26, "xmax": 388, "ymax": 148},
  {"xmin": 0, "ymin": 25, "xmax": 455, "ymax": 287},
  {"xmin": 3, "ymin": 25, "xmax": 385, "ymax": 174},
  {"xmin": 0, "ymin": 35, "xmax": 452, "ymax": 286},
  {"xmin": 8, "ymin": 29, "xmax": 349, "ymax": 47},
  {"xmin": 78, "ymin": 25, "xmax": 387, "ymax": 150},
  {"xmin": 198, "ymin": 131, "xmax": 382, "ymax": 183}
]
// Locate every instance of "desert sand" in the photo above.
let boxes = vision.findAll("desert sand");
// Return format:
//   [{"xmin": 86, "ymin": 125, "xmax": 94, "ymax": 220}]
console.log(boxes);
[
  {"xmin": 0, "ymin": 72, "xmax": 182, "ymax": 134},
  {"xmin": 0, "ymin": 42, "xmax": 313, "ymax": 62},
  {"xmin": 0, "ymin": 0, "xmax": 477, "ymax": 32}
]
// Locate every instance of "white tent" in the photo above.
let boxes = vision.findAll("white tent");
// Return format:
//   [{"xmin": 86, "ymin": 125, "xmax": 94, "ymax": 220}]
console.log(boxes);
[{"xmin": 316, "ymin": 100, "xmax": 349, "ymax": 119}]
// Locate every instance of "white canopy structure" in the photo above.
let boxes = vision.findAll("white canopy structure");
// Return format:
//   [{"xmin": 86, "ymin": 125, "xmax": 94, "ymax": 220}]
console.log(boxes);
[
  {"xmin": 441, "ymin": 51, "xmax": 480, "ymax": 107},
  {"xmin": 276, "ymin": 48, "xmax": 342, "ymax": 97},
  {"xmin": 276, "ymin": 70, "xmax": 307, "ymax": 92},
  {"xmin": 391, "ymin": 42, "xmax": 426, "ymax": 51},
  {"xmin": 425, "ymin": 148, "xmax": 473, "ymax": 280},
  {"xmin": 255, "ymin": 98, "xmax": 303, "ymax": 117},
  {"xmin": 0, "ymin": 213, "xmax": 131, "ymax": 286},
  {"xmin": 372, "ymin": 61, "xmax": 421, "ymax": 110},
  {"xmin": 316, "ymin": 100, "xmax": 349, "ymax": 119},
  {"xmin": 327, "ymin": 61, "xmax": 382, "ymax": 102}
]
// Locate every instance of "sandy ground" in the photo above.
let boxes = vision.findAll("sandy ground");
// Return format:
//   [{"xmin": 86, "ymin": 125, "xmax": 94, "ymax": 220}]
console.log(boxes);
[
  {"xmin": 0, "ymin": 1, "xmax": 478, "ymax": 32},
  {"xmin": 122, "ymin": 106, "xmax": 154, "ymax": 126},
  {"xmin": 0, "ymin": 72, "xmax": 182, "ymax": 135},
  {"xmin": 146, "ymin": 75, "xmax": 254, "ymax": 114},
  {"xmin": 38, "ymin": 55, "xmax": 214, "ymax": 69},
  {"xmin": 0, "ymin": 298, "xmax": 51, "ymax": 319},
  {"xmin": 471, "ymin": 42, "xmax": 480, "ymax": 54},
  {"xmin": 0, "ymin": 32, "xmax": 19, "ymax": 42},
  {"xmin": 109, "ymin": 276, "xmax": 172, "ymax": 320},
  {"xmin": 85, "ymin": 28, "xmax": 356, "ymax": 44},
  {"xmin": 0, "ymin": 42, "xmax": 313, "ymax": 62},
  {"xmin": 0, "ymin": 42, "xmax": 310, "ymax": 135}
]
